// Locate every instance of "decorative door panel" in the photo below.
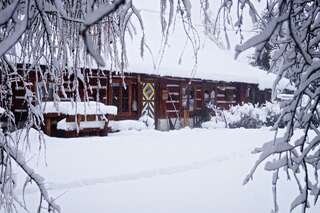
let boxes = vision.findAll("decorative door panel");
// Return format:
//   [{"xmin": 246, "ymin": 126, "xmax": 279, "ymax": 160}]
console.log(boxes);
[{"xmin": 142, "ymin": 82, "xmax": 155, "ymax": 119}]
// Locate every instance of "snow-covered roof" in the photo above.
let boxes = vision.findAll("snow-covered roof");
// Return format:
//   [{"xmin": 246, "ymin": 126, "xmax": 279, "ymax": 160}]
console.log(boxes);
[
  {"xmin": 122, "ymin": 10, "xmax": 293, "ymax": 91},
  {"xmin": 8, "ymin": 7, "xmax": 293, "ymax": 92},
  {"xmin": 41, "ymin": 101, "xmax": 117, "ymax": 115}
]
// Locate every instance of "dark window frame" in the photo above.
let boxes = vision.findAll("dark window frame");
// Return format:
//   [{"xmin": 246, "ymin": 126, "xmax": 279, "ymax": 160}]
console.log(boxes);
[{"xmin": 110, "ymin": 81, "xmax": 138, "ymax": 116}]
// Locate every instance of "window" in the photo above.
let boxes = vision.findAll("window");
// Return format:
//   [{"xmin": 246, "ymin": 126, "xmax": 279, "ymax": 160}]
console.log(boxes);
[
  {"xmin": 246, "ymin": 87, "xmax": 251, "ymax": 98},
  {"xmin": 122, "ymin": 87, "xmax": 129, "ymax": 112},
  {"xmin": 112, "ymin": 83, "xmax": 120, "ymax": 108},
  {"xmin": 204, "ymin": 89, "xmax": 216, "ymax": 108},
  {"xmin": 38, "ymin": 81, "xmax": 54, "ymax": 101},
  {"xmin": 210, "ymin": 90, "xmax": 216, "ymax": 104},
  {"xmin": 111, "ymin": 82, "xmax": 138, "ymax": 115},
  {"xmin": 48, "ymin": 82, "xmax": 54, "ymax": 100},
  {"xmin": 225, "ymin": 89, "xmax": 234, "ymax": 101},
  {"xmin": 245, "ymin": 86, "xmax": 257, "ymax": 103},
  {"xmin": 182, "ymin": 84, "xmax": 194, "ymax": 111},
  {"xmin": 132, "ymin": 85, "xmax": 138, "ymax": 112},
  {"xmin": 37, "ymin": 81, "xmax": 46, "ymax": 101},
  {"xmin": 204, "ymin": 90, "xmax": 210, "ymax": 104}
]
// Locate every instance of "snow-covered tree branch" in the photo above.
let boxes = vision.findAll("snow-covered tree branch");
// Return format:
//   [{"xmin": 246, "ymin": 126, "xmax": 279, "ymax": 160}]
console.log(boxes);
[
  {"xmin": 3, "ymin": 0, "xmax": 320, "ymax": 212},
  {"xmin": 212, "ymin": 0, "xmax": 320, "ymax": 212},
  {"xmin": 0, "ymin": 0, "xmax": 135, "ymax": 212},
  {"xmin": 0, "ymin": 0, "xmax": 197, "ymax": 212}
]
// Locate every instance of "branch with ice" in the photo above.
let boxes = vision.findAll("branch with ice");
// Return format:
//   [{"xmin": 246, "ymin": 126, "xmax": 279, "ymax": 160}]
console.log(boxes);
[
  {"xmin": 0, "ymin": 131, "xmax": 60, "ymax": 213},
  {"xmin": 212, "ymin": 0, "xmax": 320, "ymax": 212}
]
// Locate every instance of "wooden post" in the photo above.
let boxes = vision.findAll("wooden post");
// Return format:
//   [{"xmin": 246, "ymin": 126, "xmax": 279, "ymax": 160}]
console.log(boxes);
[
  {"xmin": 44, "ymin": 117, "xmax": 52, "ymax": 136},
  {"xmin": 183, "ymin": 110, "xmax": 189, "ymax": 127},
  {"xmin": 76, "ymin": 114, "xmax": 81, "ymax": 136}
]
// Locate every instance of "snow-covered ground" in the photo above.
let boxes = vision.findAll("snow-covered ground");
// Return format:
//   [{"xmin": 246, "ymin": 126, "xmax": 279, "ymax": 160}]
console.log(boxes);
[{"xmin": 16, "ymin": 128, "xmax": 318, "ymax": 213}]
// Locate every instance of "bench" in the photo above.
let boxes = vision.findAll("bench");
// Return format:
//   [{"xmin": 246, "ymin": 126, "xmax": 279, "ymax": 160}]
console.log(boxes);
[{"xmin": 42, "ymin": 101, "xmax": 117, "ymax": 137}]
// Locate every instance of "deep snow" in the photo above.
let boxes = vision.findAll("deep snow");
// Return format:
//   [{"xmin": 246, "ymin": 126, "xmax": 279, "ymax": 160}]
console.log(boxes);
[{"xmin": 16, "ymin": 128, "xmax": 318, "ymax": 213}]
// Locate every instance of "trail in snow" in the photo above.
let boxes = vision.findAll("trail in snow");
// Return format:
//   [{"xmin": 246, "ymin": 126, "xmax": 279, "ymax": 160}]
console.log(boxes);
[
  {"xmin": 18, "ymin": 129, "xmax": 318, "ymax": 213},
  {"xmin": 22, "ymin": 152, "xmax": 244, "ymax": 193}
]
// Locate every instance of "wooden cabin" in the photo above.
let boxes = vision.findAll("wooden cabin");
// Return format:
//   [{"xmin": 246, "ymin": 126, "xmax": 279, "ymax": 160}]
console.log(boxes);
[
  {"xmin": 42, "ymin": 101, "xmax": 117, "ymax": 137},
  {"xmin": 4, "ymin": 64, "xmax": 275, "ymax": 136},
  {"xmin": 55, "ymin": 69, "xmax": 270, "ymax": 131},
  {"xmin": 0, "ymin": 10, "xmax": 292, "ymax": 137}
]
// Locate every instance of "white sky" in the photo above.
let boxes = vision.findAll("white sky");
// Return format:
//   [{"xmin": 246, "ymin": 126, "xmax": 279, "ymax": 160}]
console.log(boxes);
[{"xmin": 131, "ymin": 0, "xmax": 265, "ymax": 61}]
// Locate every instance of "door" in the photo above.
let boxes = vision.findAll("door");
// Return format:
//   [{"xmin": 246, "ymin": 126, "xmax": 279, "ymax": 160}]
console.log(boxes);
[{"xmin": 141, "ymin": 82, "xmax": 156, "ymax": 120}]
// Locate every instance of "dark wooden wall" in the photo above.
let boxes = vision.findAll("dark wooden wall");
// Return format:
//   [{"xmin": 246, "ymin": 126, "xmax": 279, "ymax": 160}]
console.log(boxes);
[{"xmin": 8, "ymin": 65, "xmax": 272, "ymax": 127}]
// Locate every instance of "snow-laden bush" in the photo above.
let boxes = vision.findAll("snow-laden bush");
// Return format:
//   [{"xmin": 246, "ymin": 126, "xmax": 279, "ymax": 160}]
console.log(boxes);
[
  {"xmin": 228, "ymin": 114, "xmax": 264, "ymax": 129},
  {"xmin": 227, "ymin": 102, "xmax": 282, "ymax": 128},
  {"xmin": 202, "ymin": 102, "xmax": 283, "ymax": 129}
]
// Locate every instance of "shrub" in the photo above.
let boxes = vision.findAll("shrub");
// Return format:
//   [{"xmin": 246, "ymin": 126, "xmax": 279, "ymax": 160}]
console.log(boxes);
[
  {"xmin": 228, "ymin": 114, "xmax": 264, "ymax": 129},
  {"xmin": 227, "ymin": 102, "xmax": 283, "ymax": 128},
  {"xmin": 202, "ymin": 102, "xmax": 283, "ymax": 129}
]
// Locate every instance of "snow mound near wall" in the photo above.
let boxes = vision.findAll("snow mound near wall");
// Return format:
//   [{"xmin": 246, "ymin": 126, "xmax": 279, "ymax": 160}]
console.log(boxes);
[
  {"xmin": 109, "ymin": 120, "xmax": 148, "ymax": 131},
  {"xmin": 201, "ymin": 120, "xmax": 226, "ymax": 129},
  {"xmin": 109, "ymin": 115, "xmax": 155, "ymax": 132}
]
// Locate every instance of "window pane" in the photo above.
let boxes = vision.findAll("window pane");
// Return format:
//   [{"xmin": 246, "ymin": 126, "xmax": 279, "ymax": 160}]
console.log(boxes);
[
  {"xmin": 204, "ymin": 90, "xmax": 210, "ymax": 104},
  {"xmin": 122, "ymin": 87, "xmax": 129, "ymax": 112},
  {"xmin": 182, "ymin": 85, "xmax": 194, "ymax": 110},
  {"xmin": 48, "ymin": 83, "xmax": 54, "ymax": 101},
  {"xmin": 132, "ymin": 84, "xmax": 138, "ymax": 112},
  {"xmin": 225, "ymin": 89, "xmax": 234, "ymax": 101},
  {"xmin": 112, "ymin": 86, "xmax": 120, "ymax": 109}
]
